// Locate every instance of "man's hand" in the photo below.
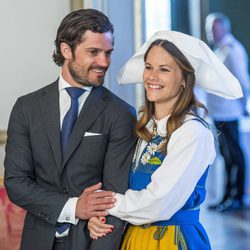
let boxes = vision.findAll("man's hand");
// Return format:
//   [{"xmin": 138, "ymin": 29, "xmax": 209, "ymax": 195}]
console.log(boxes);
[{"xmin": 75, "ymin": 182, "xmax": 116, "ymax": 220}]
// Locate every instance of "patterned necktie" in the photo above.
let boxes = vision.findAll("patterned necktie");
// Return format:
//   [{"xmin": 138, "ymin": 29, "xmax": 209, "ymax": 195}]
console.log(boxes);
[
  {"xmin": 57, "ymin": 87, "xmax": 85, "ymax": 235},
  {"xmin": 61, "ymin": 87, "xmax": 86, "ymax": 156}
]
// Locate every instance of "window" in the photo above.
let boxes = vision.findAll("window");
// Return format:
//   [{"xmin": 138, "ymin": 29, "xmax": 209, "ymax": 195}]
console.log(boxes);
[{"xmin": 145, "ymin": 0, "xmax": 171, "ymax": 39}]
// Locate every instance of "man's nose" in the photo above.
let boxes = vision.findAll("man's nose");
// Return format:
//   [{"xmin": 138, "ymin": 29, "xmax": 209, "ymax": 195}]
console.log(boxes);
[{"xmin": 97, "ymin": 53, "xmax": 110, "ymax": 67}]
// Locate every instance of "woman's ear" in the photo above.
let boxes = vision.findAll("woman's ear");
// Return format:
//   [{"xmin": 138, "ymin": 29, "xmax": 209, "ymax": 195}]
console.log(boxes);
[
  {"xmin": 181, "ymin": 79, "xmax": 186, "ymax": 88},
  {"xmin": 60, "ymin": 42, "xmax": 72, "ymax": 60}
]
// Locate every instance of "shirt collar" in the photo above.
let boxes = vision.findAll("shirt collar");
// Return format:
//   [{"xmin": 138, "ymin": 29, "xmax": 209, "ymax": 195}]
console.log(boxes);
[
  {"xmin": 58, "ymin": 74, "xmax": 93, "ymax": 92},
  {"xmin": 146, "ymin": 115, "xmax": 170, "ymax": 137},
  {"xmin": 146, "ymin": 114, "xmax": 196, "ymax": 137}
]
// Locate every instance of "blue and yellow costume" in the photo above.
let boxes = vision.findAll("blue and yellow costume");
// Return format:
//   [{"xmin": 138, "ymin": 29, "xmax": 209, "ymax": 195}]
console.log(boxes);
[{"xmin": 121, "ymin": 133, "xmax": 211, "ymax": 250}]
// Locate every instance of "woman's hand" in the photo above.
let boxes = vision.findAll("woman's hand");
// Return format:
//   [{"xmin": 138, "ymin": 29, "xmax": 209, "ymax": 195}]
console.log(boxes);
[{"xmin": 88, "ymin": 216, "xmax": 114, "ymax": 240}]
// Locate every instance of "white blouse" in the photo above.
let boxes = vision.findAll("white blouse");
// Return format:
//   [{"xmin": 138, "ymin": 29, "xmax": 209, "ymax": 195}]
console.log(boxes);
[{"xmin": 108, "ymin": 115, "xmax": 216, "ymax": 225}]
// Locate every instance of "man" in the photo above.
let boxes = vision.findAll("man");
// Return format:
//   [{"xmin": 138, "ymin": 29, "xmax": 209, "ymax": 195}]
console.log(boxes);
[
  {"xmin": 205, "ymin": 12, "xmax": 249, "ymax": 212},
  {"xmin": 4, "ymin": 9, "xmax": 136, "ymax": 250}
]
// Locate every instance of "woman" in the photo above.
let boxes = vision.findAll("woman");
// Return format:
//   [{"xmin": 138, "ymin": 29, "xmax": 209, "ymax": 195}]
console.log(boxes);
[{"xmin": 88, "ymin": 31, "xmax": 242, "ymax": 250}]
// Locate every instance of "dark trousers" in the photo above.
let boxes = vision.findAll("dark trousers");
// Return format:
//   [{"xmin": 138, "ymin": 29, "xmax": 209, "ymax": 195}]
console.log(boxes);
[
  {"xmin": 52, "ymin": 237, "xmax": 67, "ymax": 250},
  {"xmin": 215, "ymin": 120, "xmax": 245, "ymax": 201}
]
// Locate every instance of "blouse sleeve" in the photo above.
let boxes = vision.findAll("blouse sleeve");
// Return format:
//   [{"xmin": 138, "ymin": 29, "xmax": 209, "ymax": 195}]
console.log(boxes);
[{"xmin": 108, "ymin": 120, "xmax": 216, "ymax": 225}]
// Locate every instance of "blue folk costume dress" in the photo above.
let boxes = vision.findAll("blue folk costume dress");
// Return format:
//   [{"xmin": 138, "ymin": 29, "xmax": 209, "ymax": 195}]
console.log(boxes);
[{"xmin": 109, "ymin": 116, "xmax": 215, "ymax": 250}]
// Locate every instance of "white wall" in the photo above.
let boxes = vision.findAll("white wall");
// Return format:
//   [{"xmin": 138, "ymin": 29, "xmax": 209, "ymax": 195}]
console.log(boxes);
[{"xmin": 0, "ymin": 0, "xmax": 70, "ymax": 129}]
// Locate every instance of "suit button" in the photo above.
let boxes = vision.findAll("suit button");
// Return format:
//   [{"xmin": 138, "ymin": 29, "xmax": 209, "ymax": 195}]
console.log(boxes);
[{"xmin": 63, "ymin": 188, "xmax": 69, "ymax": 194}]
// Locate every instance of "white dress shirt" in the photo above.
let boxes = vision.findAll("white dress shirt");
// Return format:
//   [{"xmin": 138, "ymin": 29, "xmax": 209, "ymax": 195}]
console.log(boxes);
[
  {"xmin": 108, "ymin": 115, "xmax": 216, "ymax": 225},
  {"xmin": 56, "ymin": 75, "xmax": 92, "ymax": 237}
]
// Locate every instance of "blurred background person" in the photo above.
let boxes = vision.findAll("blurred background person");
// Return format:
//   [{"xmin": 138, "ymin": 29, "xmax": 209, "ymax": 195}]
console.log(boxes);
[{"xmin": 205, "ymin": 12, "xmax": 249, "ymax": 212}]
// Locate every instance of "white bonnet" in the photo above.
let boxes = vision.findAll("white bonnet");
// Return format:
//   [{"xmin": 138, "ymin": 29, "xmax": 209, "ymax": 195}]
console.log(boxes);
[{"xmin": 118, "ymin": 30, "xmax": 242, "ymax": 99}]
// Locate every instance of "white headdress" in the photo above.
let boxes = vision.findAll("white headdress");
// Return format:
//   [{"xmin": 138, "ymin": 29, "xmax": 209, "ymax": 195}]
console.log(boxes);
[{"xmin": 118, "ymin": 30, "xmax": 242, "ymax": 99}]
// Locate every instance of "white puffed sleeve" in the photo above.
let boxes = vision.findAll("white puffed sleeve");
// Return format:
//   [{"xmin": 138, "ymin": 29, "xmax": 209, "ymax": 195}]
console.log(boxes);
[{"xmin": 108, "ymin": 119, "xmax": 216, "ymax": 225}]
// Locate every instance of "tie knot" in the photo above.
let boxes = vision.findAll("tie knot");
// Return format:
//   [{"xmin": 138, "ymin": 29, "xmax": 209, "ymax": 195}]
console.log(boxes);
[{"xmin": 65, "ymin": 87, "xmax": 86, "ymax": 99}]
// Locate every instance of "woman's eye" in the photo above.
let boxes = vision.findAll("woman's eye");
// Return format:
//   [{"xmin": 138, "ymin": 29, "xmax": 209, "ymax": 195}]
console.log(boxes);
[
  {"xmin": 160, "ymin": 68, "xmax": 169, "ymax": 72},
  {"xmin": 145, "ymin": 65, "xmax": 152, "ymax": 70}
]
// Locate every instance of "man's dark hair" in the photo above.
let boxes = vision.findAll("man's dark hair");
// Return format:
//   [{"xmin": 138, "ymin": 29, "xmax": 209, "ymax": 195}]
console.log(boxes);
[{"xmin": 53, "ymin": 8, "xmax": 114, "ymax": 66}]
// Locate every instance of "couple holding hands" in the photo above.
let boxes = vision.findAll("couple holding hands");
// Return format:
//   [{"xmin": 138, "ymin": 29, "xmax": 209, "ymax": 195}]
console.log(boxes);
[{"xmin": 4, "ymin": 8, "xmax": 242, "ymax": 250}]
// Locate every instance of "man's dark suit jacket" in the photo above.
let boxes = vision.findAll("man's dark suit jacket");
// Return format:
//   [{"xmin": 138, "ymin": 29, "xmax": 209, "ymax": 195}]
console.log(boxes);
[{"xmin": 4, "ymin": 80, "xmax": 136, "ymax": 250}]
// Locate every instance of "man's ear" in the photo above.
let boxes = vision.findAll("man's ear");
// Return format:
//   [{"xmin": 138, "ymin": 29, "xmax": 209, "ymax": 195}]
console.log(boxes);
[{"xmin": 60, "ymin": 42, "xmax": 72, "ymax": 60}]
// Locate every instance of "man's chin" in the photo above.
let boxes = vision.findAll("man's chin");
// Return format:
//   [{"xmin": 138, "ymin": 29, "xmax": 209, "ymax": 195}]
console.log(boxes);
[
  {"xmin": 83, "ymin": 80, "xmax": 104, "ymax": 87},
  {"xmin": 74, "ymin": 78, "xmax": 104, "ymax": 87},
  {"xmin": 90, "ymin": 77, "xmax": 105, "ymax": 86}
]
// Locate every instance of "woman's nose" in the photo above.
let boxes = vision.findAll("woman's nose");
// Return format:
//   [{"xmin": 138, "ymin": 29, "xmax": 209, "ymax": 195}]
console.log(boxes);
[{"xmin": 149, "ymin": 70, "xmax": 159, "ymax": 80}]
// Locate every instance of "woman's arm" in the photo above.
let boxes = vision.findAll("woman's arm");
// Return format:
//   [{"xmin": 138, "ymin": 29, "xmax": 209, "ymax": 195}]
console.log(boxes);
[{"xmin": 108, "ymin": 120, "xmax": 216, "ymax": 225}]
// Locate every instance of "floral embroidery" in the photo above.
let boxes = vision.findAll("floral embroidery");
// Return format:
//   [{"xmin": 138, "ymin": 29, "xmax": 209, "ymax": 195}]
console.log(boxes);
[
  {"xmin": 158, "ymin": 138, "xmax": 167, "ymax": 150},
  {"xmin": 141, "ymin": 152, "xmax": 151, "ymax": 165},
  {"xmin": 140, "ymin": 137, "xmax": 166, "ymax": 165},
  {"xmin": 147, "ymin": 143, "xmax": 158, "ymax": 155},
  {"xmin": 148, "ymin": 157, "xmax": 162, "ymax": 165}
]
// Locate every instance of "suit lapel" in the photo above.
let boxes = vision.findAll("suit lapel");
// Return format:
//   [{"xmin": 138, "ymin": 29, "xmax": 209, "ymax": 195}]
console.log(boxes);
[
  {"xmin": 62, "ymin": 86, "xmax": 109, "ymax": 168},
  {"xmin": 39, "ymin": 81, "xmax": 62, "ymax": 171}
]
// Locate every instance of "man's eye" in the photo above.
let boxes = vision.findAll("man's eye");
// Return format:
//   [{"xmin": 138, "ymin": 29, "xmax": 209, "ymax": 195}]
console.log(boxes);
[
  {"xmin": 89, "ymin": 50, "xmax": 98, "ymax": 56},
  {"xmin": 106, "ymin": 51, "xmax": 112, "ymax": 56}
]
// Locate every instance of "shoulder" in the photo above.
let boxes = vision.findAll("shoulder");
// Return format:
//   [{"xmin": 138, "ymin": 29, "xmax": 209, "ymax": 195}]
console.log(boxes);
[
  {"xmin": 97, "ymin": 86, "xmax": 136, "ymax": 117},
  {"xmin": 11, "ymin": 81, "xmax": 58, "ymax": 114},
  {"xmin": 18, "ymin": 80, "xmax": 58, "ymax": 104},
  {"xmin": 171, "ymin": 115, "xmax": 214, "ymax": 144},
  {"xmin": 228, "ymin": 36, "xmax": 248, "ymax": 58},
  {"xmin": 184, "ymin": 114, "xmax": 210, "ymax": 128},
  {"xmin": 184, "ymin": 115, "xmax": 212, "ymax": 134}
]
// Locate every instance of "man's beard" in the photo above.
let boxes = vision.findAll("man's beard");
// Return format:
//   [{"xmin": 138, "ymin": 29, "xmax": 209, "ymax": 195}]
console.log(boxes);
[{"xmin": 68, "ymin": 62, "xmax": 107, "ymax": 87}]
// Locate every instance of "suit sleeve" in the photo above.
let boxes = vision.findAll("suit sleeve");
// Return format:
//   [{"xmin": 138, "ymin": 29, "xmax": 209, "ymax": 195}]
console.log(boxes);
[
  {"xmin": 4, "ymin": 98, "xmax": 68, "ymax": 226},
  {"xmin": 89, "ymin": 105, "xmax": 136, "ymax": 250}
]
